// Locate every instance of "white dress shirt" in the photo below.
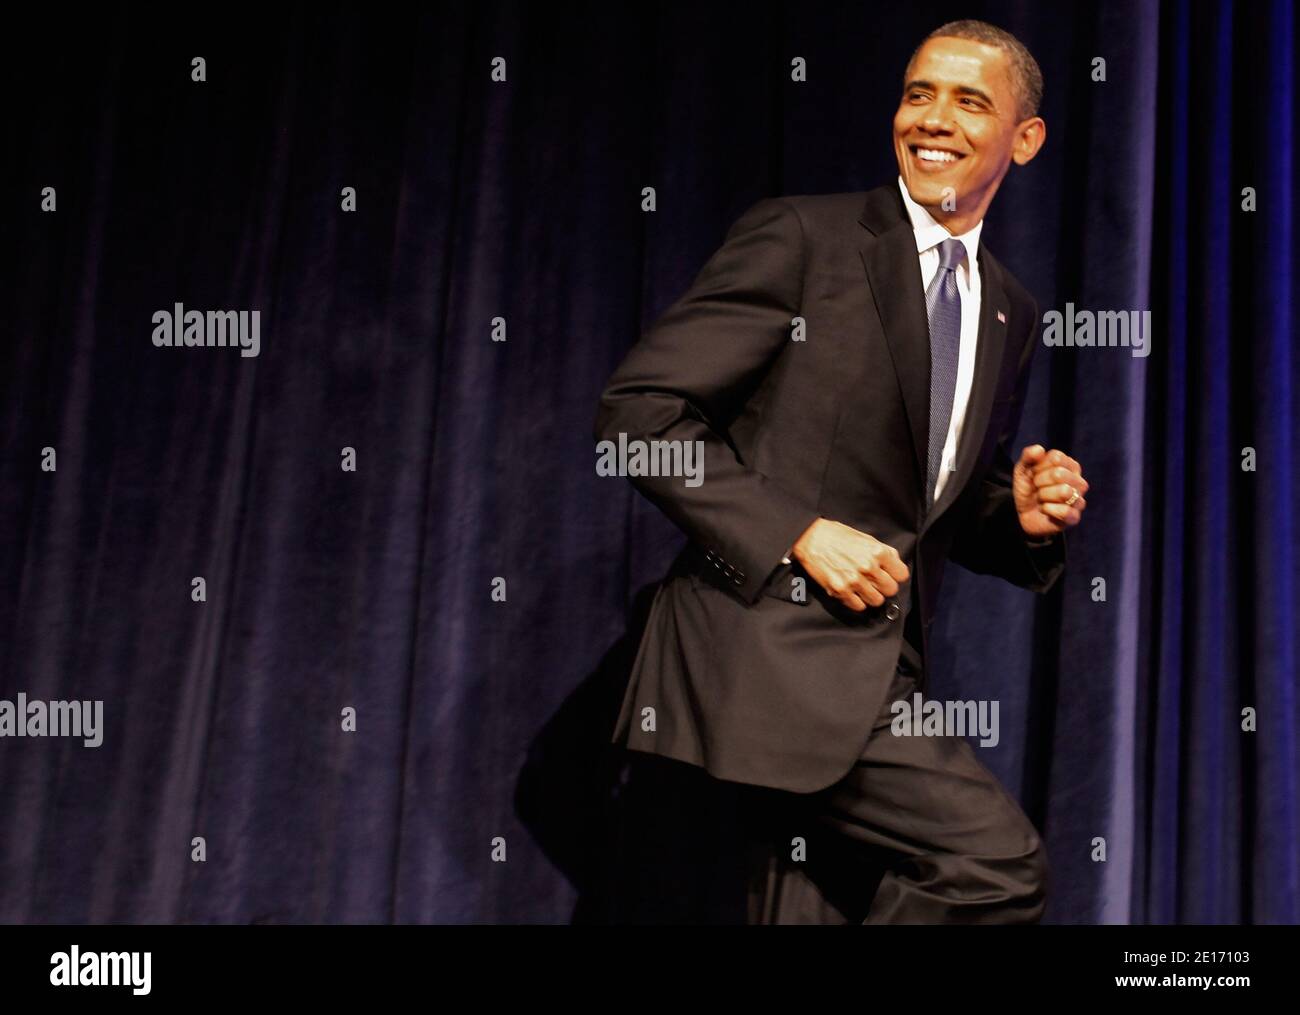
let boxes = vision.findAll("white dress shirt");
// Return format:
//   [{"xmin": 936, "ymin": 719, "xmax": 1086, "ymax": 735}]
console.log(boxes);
[{"xmin": 896, "ymin": 175, "xmax": 983, "ymax": 503}]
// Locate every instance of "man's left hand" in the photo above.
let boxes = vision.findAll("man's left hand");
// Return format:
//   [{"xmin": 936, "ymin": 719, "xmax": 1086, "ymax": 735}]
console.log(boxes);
[{"xmin": 1013, "ymin": 445, "xmax": 1088, "ymax": 538}]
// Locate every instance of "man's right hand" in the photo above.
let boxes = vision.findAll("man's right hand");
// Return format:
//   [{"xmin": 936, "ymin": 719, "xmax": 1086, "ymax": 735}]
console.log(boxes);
[{"xmin": 790, "ymin": 518, "xmax": 910, "ymax": 612}]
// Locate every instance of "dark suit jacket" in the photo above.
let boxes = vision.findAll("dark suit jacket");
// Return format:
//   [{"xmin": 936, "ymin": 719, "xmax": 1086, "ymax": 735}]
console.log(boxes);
[{"xmin": 594, "ymin": 184, "xmax": 1065, "ymax": 794}]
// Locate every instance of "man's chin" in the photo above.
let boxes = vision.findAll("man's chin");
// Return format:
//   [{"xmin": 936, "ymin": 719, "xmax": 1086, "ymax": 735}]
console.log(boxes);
[{"xmin": 902, "ymin": 177, "xmax": 960, "ymax": 210}]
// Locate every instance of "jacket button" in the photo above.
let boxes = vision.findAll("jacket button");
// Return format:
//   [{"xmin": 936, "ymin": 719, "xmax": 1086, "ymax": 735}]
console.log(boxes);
[{"xmin": 885, "ymin": 602, "xmax": 901, "ymax": 621}]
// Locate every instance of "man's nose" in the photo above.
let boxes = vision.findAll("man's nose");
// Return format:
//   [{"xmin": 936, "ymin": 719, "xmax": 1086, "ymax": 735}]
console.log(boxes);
[{"xmin": 919, "ymin": 100, "xmax": 956, "ymax": 133}]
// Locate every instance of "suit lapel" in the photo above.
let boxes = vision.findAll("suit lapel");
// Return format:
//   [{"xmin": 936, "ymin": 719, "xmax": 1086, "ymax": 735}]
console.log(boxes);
[
  {"xmin": 923, "ymin": 245, "xmax": 1010, "ymax": 530},
  {"xmin": 858, "ymin": 188, "xmax": 928, "ymax": 499}
]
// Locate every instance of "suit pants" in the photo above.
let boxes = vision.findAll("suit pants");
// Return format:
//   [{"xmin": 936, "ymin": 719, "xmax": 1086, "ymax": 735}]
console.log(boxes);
[{"xmin": 739, "ymin": 660, "xmax": 1049, "ymax": 924}]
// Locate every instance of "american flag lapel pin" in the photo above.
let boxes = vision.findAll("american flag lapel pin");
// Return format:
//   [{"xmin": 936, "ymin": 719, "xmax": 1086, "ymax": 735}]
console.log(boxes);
[{"xmin": 996, "ymin": 309, "xmax": 1006, "ymax": 324}]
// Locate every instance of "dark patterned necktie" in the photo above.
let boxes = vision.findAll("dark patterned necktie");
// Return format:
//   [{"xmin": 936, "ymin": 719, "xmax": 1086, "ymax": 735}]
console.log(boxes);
[{"xmin": 924, "ymin": 237, "xmax": 965, "ymax": 506}]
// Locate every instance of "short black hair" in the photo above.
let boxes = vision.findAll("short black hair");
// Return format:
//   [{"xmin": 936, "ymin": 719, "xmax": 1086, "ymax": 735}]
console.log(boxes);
[{"xmin": 907, "ymin": 20, "xmax": 1044, "ymax": 121}]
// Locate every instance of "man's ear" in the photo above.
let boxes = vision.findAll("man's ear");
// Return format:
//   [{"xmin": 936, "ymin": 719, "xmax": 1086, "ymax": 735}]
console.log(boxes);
[{"xmin": 1011, "ymin": 117, "xmax": 1046, "ymax": 166}]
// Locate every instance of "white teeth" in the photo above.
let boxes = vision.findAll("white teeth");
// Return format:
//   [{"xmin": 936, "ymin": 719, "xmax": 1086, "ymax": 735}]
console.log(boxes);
[{"xmin": 916, "ymin": 148, "xmax": 959, "ymax": 163}]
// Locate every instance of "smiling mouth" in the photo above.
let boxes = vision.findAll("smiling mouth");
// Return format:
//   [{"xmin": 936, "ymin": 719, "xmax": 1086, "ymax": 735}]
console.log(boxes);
[{"xmin": 908, "ymin": 144, "xmax": 967, "ymax": 169}]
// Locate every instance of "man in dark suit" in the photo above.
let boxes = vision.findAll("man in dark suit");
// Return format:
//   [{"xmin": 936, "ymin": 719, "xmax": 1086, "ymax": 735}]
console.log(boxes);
[{"xmin": 594, "ymin": 20, "xmax": 1089, "ymax": 923}]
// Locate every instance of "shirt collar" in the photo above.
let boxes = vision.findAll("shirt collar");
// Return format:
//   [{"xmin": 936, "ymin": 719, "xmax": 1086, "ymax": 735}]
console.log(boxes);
[{"xmin": 896, "ymin": 175, "xmax": 983, "ymax": 268}]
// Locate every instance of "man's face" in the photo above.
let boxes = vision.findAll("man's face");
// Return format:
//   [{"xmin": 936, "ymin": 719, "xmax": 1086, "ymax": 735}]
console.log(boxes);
[{"xmin": 893, "ymin": 36, "xmax": 1041, "ymax": 224}]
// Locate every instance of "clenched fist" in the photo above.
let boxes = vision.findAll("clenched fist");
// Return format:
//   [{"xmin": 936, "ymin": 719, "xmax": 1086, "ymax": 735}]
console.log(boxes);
[
  {"xmin": 791, "ymin": 518, "xmax": 910, "ymax": 612},
  {"xmin": 1014, "ymin": 445, "xmax": 1089, "ymax": 538}
]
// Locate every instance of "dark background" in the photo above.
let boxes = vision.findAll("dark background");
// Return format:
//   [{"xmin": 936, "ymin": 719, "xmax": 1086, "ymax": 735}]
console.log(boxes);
[{"xmin": 1, "ymin": 0, "xmax": 1296, "ymax": 923}]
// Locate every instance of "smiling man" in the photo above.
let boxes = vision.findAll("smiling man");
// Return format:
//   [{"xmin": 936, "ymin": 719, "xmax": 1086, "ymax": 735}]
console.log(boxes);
[{"xmin": 596, "ymin": 20, "xmax": 1088, "ymax": 924}]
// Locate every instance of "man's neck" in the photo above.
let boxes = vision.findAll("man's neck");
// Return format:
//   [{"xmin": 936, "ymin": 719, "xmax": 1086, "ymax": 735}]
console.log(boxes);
[
  {"xmin": 896, "ymin": 177, "xmax": 986, "ymax": 249},
  {"xmin": 896, "ymin": 176, "xmax": 989, "ymax": 237},
  {"xmin": 929, "ymin": 207, "xmax": 984, "ymax": 235}
]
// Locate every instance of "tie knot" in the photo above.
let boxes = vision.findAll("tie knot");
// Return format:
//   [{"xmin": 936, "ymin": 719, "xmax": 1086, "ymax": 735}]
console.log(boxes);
[{"xmin": 935, "ymin": 237, "xmax": 965, "ymax": 272}]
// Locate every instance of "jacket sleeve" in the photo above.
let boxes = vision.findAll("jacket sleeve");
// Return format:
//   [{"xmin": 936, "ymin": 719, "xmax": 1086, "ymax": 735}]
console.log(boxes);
[
  {"xmin": 594, "ymin": 197, "xmax": 821, "ymax": 604},
  {"xmin": 947, "ymin": 295, "xmax": 1067, "ymax": 593}
]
